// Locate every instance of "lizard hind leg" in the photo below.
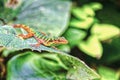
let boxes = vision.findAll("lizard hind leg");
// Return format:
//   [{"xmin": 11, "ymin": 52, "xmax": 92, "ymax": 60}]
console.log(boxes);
[{"xmin": 30, "ymin": 36, "xmax": 45, "ymax": 47}]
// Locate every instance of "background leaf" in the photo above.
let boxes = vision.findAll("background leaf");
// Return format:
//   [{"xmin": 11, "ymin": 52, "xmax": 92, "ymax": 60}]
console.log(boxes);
[
  {"xmin": 71, "ymin": 3, "xmax": 101, "ymax": 29},
  {"xmin": 96, "ymin": 66, "xmax": 119, "ymax": 80},
  {"xmin": 7, "ymin": 51, "xmax": 100, "ymax": 80},
  {"xmin": 72, "ymin": 7, "xmax": 88, "ymax": 20},
  {"xmin": 78, "ymin": 35, "xmax": 103, "ymax": 59},
  {"xmin": 91, "ymin": 24, "xmax": 120, "ymax": 41},
  {"xmin": 82, "ymin": 5, "xmax": 95, "ymax": 17},
  {"xmin": 64, "ymin": 27, "xmax": 86, "ymax": 47},
  {"xmin": 70, "ymin": 18, "xmax": 94, "ymax": 29},
  {"xmin": 89, "ymin": 2, "xmax": 103, "ymax": 11}
]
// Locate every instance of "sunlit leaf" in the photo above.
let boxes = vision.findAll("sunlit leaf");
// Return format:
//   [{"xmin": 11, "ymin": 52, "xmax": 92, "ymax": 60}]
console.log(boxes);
[
  {"xmin": 89, "ymin": 2, "xmax": 103, "ymax": 11},
  {"xmin": 13, "ymin": 0, "xmax": 71, "ymax": 36},
  {"xmin": 72, "ymin": 2, "xmax": 101, "ymax": 20},
  {"xmin": 7, "ymin": 51, "xmax": 100, "ymax": 80},
  {"xmin": 0, "ymin": 25, "xmax": 64, "ymax": 56},
  {"xmin": 72, "ymin": 8, "xmax": 88, "ymax": 20},
  {"xmin": 96, "ymin": 66, "xmax": 119, "ymax": 80},
  {"xmin": 83, "ymin": 37, "xmax": 120, "ymax": 65},
  {"xmin": 64, "ymin": 28, "xmax": 86, "ymax": 47},
  {"xmin": 82, "ymin": 5, "xmax": 95, "ymax": 17},
  {"xmin": 70, "ymin": 18, "xmax": 94, "ymax": 29},
  {"xmin": 78, "ymin": 35, "xmax": 103, "ymax": 59},
  {"xmin": 91, "ymin": 24, "xmax": 120, "ymax": 41}
]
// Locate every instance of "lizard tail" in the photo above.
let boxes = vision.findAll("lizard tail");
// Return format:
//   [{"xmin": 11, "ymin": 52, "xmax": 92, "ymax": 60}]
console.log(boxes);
[{"xmin": 13, "ymin": 24, "xmax": 34, "ymax": 39}]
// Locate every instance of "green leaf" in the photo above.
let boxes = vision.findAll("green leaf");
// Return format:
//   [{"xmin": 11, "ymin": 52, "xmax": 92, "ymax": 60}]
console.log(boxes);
[
  {"xmin": 70, "ymin": 18, "xmax": 94, "ymax": 29},
  {"xmin": 78, "ymin": 35, "xmax": 103, "ymax": 59},
  {"xmin": 58, "ymin": 44, "xmax": 71, "ymax": 53},
  {"xmin": 82, "ymin": 5, "xmax": 95, "ymax": 17},
  {"xmin": 72, "ymin": 3, "xmax": 100, "ymax": 20},
  {"xmin": 7, "ymin": 51, "xmax": 100, "ymax": 80},
  {"xmin": 91, "ymin": 24, "xmax": 120, "ymax": 41},
  {"xmin": 72, "ymin": 7, "xmax": 88, "ymax": 20},
  {"xmin": 89, "ymin": 2, "xmax": 103, "ymax": 11},
  {"xmin": 13, "ymin": 0, "xmax": 71, "ymax": 36},
  {"xmin": 0, "ymin": 25, "xmax": 64, "ymax": 56},
  {"xmin": 96, "ymin": 66, "xmax": 119, "ymax": 80},
  {"xmin": 64, "ymin": 28, "xmax": 86, "ymax": 47}
]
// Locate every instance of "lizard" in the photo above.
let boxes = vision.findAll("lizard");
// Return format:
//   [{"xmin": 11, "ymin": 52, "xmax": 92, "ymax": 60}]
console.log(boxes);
[{"xmin": 13, "ymin": 24, "xmax": 68, "ymax": 47}]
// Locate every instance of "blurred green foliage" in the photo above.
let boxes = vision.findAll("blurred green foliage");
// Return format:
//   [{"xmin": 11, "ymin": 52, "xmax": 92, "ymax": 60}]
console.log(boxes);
[
  {"xmin": 95, "ymin": 66, "xmax": 119, "ymax": 80},
  {"xmin": 59, "ymin": 2, "xmax": 120, "ymax": 59}
]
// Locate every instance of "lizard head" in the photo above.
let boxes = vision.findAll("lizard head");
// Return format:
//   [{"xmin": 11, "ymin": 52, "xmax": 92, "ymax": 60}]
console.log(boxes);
[{"xmin": 53, "ymin": 37, "xmax": 68, "ymax": 45}]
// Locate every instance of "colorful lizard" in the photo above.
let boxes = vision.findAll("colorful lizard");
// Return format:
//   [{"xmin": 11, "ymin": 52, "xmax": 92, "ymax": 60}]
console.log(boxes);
[{"xmin": 13, "ymin": 24, "xmax": 68, "ymax": 47}]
